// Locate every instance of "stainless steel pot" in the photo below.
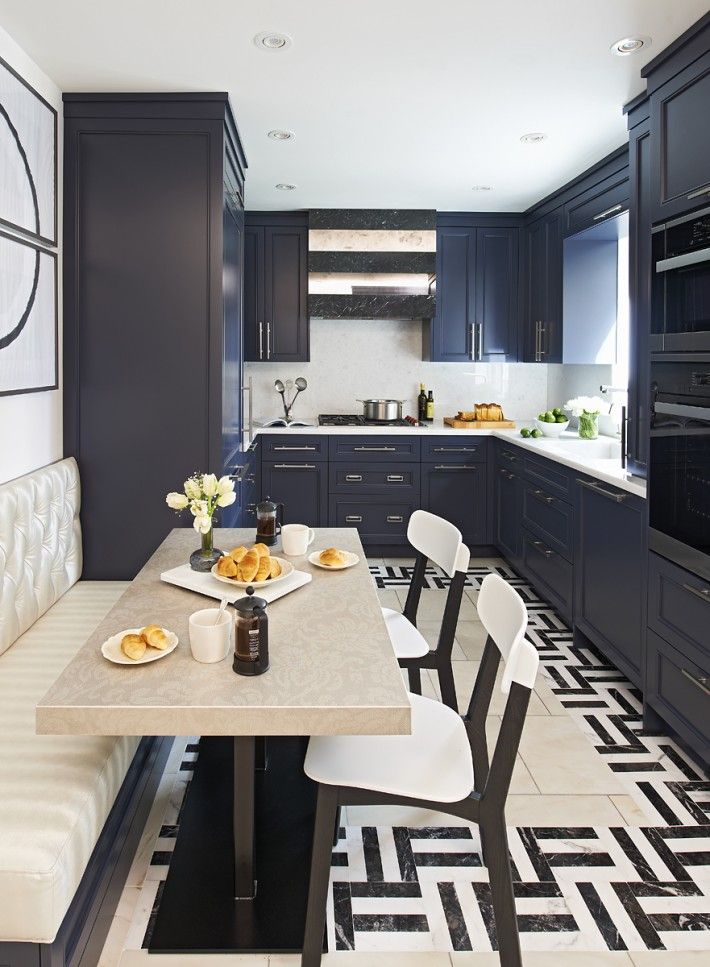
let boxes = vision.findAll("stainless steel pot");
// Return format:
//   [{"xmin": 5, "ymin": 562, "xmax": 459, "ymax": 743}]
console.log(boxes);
[{"xmin": 356, "ymin": 399, "xmax": 405, "ymax": 421}]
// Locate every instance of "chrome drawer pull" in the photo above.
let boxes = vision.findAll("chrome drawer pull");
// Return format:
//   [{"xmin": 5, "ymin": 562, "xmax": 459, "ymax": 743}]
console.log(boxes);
[
  {"xmin": 433, "ymin": 447, "xmax": 476, "ymax": 452},
  {"xmin": 687, "ymin": 183, "xmax": 710, "ymax": 200},
  {"xmin": 434, "ymin": 464, "xmax": 476, "ymax": 470},
  {"xmin": 529, "ymin": 538, "xmax": 554, "ymax": 558},
  {"xmin": 577, "ymin": 478, "xmax": 626, "ymax": 502},
  {"xmin": 345, "ymin": 474, "xmax": 363, "ymax": 482},
  {"xmin": 258, "ymin": 321, "xmax": 264, "ymax": 360},
  {"xmin": 593, "ymin": 203, "xmax": 623, "ymax": 221},
  {"xmin": 387, "ymin": 474, "xmax": 404, "ymax": 482},
  {"xmin": 501, "ymin": 451, "xmax": 518, "ymax": 462},
  {"xmin": 345, "ymin": 515, "xmax": 362, "ymax": 523},
  {"xmin": 681, "ymin": 667, "xmax": 710, "ymax": 697},
  {"xmin": 499, "ymin": 469, "xmax": 515, "ymax": 480},
  {"xmin": 353, "ymin": 446, "xmax": 396, "ymax": 452},
  {"xmin": 387, "ymin": 515, "xmax": 404, "ymax": 523},
  {"xmin": 533, "ymin": 488, "xmax": 555, "ymax": 505},
  {"xmin": 273, "ymin": 463, "xmax": 316, "ymax": 469},
  {"xmin": 682, "ymin": 583, "xmax": 710, "ymax": 604},
  {"xmin": 272, "ymin": 445, "xmax": 317, "ymax": 451}
]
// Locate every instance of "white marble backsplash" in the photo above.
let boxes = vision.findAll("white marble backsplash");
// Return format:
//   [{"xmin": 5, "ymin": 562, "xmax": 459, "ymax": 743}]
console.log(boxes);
[{"xmin": 244, "ymin": 318, "xmax": 610, "ymax": 424}]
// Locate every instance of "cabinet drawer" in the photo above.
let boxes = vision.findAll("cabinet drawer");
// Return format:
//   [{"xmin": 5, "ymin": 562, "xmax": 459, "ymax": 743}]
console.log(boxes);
[
  {"xmin": 498, "ymin": 444, "xmax": 523, "ymax": 469},
  {"xmin": 524, "ymin": 454, "xmax": 573, "ymax": 501},
  {"xmin": 522, "ymin": 482, "xmax": 574, "ymax": 562},
  {"xmin": 564, "ymin": 169, "xmax": 629, "ymax": 236},
  {"xmin": 329, "ymin": 463, "xmax": 420, "ymax": 497},
  {"xmin": 522, "ymin": 528, "xmax": 573, "ymax": 621},
  {"xmin": 649, "ymin": 552, "xmax": 710, "ymax": 661},
  {"xmin": 421, "ymin": 437, "xmax": 487, "ymax": 463},
  {"xmin": 329, "ymin": 436, "xmax": 420, "ymax": 462},
  {"xmin": 329, "ymin": 497, "xmax": 415, "ymax": 545},
  {"xmin": 646, "ymin": 629, "xmax": 709, "ymax": 763},
  {"xmin": 260, "ymin": 434, "xmax": 327, "ymax": 461}
]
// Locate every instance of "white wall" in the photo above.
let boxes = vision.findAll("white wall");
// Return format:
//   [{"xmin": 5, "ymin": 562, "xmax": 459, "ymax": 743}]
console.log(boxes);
[{"xmin": 0, "ymin": 25, "xmax": 62, "ymax": 484}]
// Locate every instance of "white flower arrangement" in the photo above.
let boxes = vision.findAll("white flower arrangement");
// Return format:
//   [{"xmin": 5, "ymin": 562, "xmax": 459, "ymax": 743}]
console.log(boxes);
[
  {"xmin": 564, "ymin": 395, "xmax": 609, "ymax": 417},
  {"xmin": 165, "ymin": 473, "xmax": 236, "ymax": 534}
]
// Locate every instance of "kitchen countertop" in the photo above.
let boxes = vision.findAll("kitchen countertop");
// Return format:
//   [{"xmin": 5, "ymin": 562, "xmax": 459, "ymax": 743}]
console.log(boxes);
[{"xmin": 251, "ymin": 419, "xmax": 647, "ymax": 498}]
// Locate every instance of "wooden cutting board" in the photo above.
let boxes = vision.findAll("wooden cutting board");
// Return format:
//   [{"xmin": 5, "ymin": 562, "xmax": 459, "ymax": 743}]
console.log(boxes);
[{"xmin": 444, "ymin": 416, "xmax": 516, "ymax": 429}]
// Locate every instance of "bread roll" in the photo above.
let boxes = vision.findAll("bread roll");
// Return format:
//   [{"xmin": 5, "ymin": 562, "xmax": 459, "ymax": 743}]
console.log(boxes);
[
  {"xmin": 216, "ymin": 555, "xmax": 238, "ymax": 577},
  {"xmin": 142, "ymin": 624, "xmax": 169, "ymax": 650},
  {"xmin": 254, "ymin": 557, "xmax": 271, "ymax": 582},
  {"xmin": 269, "ymin": 558, "xmax": 282, "ymax": 579},
  {"xmin": 121, "ymin": 633, "xmax": 146, "ymax": 661},
  {"xmin": 238, "ymin": 549, "xmax": 260, "ymax": 583},
  {"xmin": 458, "ymin": 410, "xmax": 476, "ymax": 422},
  {"xmin": 229, "ymin": 546, "xmax": 248, "ymax": 563},
  {"xmin": 320, "ymin": 547, "xmax": 346, "ymax": 567},
  {"xmin": 252, "ymin": 543, "xmax": 270, "ymax": 559}
]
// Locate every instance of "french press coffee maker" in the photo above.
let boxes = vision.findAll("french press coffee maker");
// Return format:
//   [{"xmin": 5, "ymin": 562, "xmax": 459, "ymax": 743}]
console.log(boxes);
[
  {"xmin": 233, "ymin": 586, "xmax": 269, "ymax": 676},
  {"xmin": 255, "ymin": 496, "xmax": 283, "ymax": 547}
]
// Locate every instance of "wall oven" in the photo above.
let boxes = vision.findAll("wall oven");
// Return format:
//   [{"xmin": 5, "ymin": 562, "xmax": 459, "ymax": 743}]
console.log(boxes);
[
  {"xmin": 652, "ymin": 206, "xmax": 710, "ymax": 353},
  {"xmin": 649, "ymin": 360, "xmax": 710, "ymax": 581}
]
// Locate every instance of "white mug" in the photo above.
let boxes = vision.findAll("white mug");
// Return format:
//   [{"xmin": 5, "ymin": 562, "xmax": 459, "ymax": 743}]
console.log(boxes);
[
  {"xmin": 189, "ymin": 608, "xmax": 232, "ymax": 663},
  {"xmin": 281, "ymin": 523, "xmax": 315, "ymax": 556}
]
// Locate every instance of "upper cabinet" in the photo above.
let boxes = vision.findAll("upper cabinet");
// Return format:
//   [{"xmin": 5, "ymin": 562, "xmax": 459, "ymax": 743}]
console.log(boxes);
[
  {"xmin": 523, "ymin": 209, "xmax": 563, "ymax": 363},
  {"xmin": 424, "ymin": 217, "xmax": 519, "ymax": 362},
  {"xmin": 244, "ymin": 213, "xmax": 309, "ymax": 362},
  {"xmin": 563, "ymin": 165, "xmax": 630, "ymax": 237}
]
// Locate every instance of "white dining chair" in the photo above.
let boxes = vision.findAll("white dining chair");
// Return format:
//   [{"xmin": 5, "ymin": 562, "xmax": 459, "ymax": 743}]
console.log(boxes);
[
  {"xmin": 382, "ymin": 508, "xmax": 470, "ymax": 710},
  {"xmin": 301, "ymin": 573, "xmax": 537, "ymax": 967}
]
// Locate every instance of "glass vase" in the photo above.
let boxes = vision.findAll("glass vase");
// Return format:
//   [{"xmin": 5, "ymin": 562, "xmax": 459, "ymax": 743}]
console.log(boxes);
[
  {"xmin": 577, "ymin": 411, "xmax": 599, "ymax": 440},
  {"xmin": 189, "ymin": 522, "xmax": 224, "ymax": 572}
]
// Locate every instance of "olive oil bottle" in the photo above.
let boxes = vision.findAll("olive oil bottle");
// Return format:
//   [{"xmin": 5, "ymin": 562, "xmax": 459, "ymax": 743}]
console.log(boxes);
[
  {"xmin": 426, "ymin": 389, "xmax": 434, "ymax": 422},
  {"xmin": 418, "ymin": 383, "xmax": 427, "ymax": 422}
]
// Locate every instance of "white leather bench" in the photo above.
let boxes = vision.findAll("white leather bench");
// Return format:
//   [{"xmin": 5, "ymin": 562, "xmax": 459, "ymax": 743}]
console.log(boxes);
[{"xmin": 0, "ymin": 459, "xmax": 153, "ymax": 953}]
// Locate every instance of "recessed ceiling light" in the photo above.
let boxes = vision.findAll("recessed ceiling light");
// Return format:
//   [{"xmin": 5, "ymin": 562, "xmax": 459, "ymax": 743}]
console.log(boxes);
[
  {"xmin": 268, "ymin": 129, "xmax": 295, "ymax": 141},
  {"xmin": 520, "ymin": 132, "xmax": 548, "ymax": 144},
  {"xmin": 254, "ymin": 31, "xmax": 292, "ymax": 51},
  {"xmin": 610, "ymin": 36, "xmax": 650, "ymax": 56},
  {"xmin": 275, "ymin": 183, "xmax": 297, "ymax": 191},
  {"xmin": 471, "ymin": 185, "xmax": 493, "ymax": 191}
]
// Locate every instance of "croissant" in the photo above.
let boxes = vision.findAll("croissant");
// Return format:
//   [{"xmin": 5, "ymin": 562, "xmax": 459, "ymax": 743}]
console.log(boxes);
[
  {"xmin": 254, "ymin": 557, "xmax": 271, "ymax": 582},
  {"xmin": 141, "ymin": 624, "xmax": 169, "ymax": 650},
  {"xmin": 216, "ymin": 555, "xmax": 238, "ymax": 577},
  {"xmin": 252, "ymin": 543, "xmax": 270, "ymax": 559},
  {"xmin": 320, "ymin": 547, "xmax": 346, "ymax": 567},
  {"xmin": 121, "ymin": 633, "xmax": 146, "ymax": 661},
  {"xmin": 269, "ymin": 558, "xmax": 282, "ymax": 579},
  {"xmin": 238, "ymin": 549, "xmax": 260, "ymax": 583},
  {"xmin": 229, "ymin": 546, "xmax": 248, "ymax": 563}
]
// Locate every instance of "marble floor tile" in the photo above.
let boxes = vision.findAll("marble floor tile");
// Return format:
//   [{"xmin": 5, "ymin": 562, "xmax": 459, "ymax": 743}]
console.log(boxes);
[
  {"xmin": 382, "ymin": 557, "xmax": 416, "ymax": 567},
  {"xmin": 271, "ymin": 954, "xmax": 452, "ymax": 966},
  {"xmin": 429, "ymin": 659, "xmax": 550, "ymax": 716},
  {"xmin": 376, "ymin": 589, "xmax": 401, "ymax": 611},
  {"xmin": 98, "ymin": 887, "xmax": 141, "ymax": 967},
  {"xmin": 124, "ymin": 768, "xmax": 179, "ymax": 888},
  {"xmin": 609, "ymin": 794, "xmax": 656, "ymax": 826},
  {"xmin": 629, "ymin": 954, "xmax": 710, "ymax": 965},
  {"xmin": 453, "ymin": 620, "xmax": 487, "ymax": 660},
  {"xmin": 120, "ymin": 954, "xmax": 268, "ymax": 966},
  {"xmin": 410, "ymin": 589, "xmax": 479, "ymax": 622},
  {"xmin": 532, "ymin": 673, "xmax": 569, "ymax": 715},
  {"xmin": 450, "ymin": 954, "xmax": 633, "ymax": 966},
  {"xmin": 502, "ymin": 793, "xmax": 631, "ymax": 827},
  {"xmin": 417, "ymin": 621, "xmax": 468, "ymax": 660}
]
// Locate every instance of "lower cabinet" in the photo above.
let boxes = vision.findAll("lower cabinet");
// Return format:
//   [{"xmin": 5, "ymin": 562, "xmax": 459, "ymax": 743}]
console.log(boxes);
[
  {"xmin": 421, "ymin": 462, "xmax": 487, "ymax": 545},
  {"xmin": 261, "ymin": 460, "xmax": 328, "ymax": 526},
  {"xmin": 574, "ymin": 475, "xmax": 646, "ymax": 686},
  {"xmin": 494, "ymin": 462, "xmax": 522, "ymax": 567},
  {"xmin": 522, "ymin": 532, "xmax": 573, "ymax": 623},
  {"xmin": 329, "ymin": 497, "xmax": 416, "ymax": 545}
]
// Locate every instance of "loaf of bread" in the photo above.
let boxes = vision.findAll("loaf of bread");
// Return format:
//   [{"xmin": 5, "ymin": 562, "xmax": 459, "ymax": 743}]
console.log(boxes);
[{"xmin": 474, "ymin": 403, "xmax": 505, "ymax": 422}]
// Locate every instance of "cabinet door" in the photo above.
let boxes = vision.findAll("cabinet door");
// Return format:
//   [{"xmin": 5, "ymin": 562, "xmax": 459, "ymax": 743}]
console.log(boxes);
[
  {"xmin": 563, "ymin": 168, "xmax": 629, "ymax": 236},
  {"xmin": 264, "ymin": 225, "xmax": 309, "ymax": 361},
  {"xmin": 261, "ymin": 462, "xmax": 327, "ymax": 527},
  {"xmin": 495, "ymin": 465, "xmax": 522, "ymax": 565},
  {"xmin": 429, "ymin": 226, "xmax": 476, "ymax": 361},
  {"xmin": 475, "ymin": 227, "xmax": 519, "ymax": 359},
  {"xmin": 421, "ymin": 463, "xmax": 486, "ymax": 545},
  {"xmin": 543, "ymin": 210, "xmax": 563, "ymax": 363},
  {"xmin": 243, "ymin": 225, "xmax": 264, "ymax": 361},
  {"xmin": 221, "ymin": 188, "xmax": 244, "ymax": 469},
  {"xmin": 523, "ymin": 216, "xmax": 547, "ymax": 361},
  {"xmin": 651, "ymin": 50, "xmax": 710, "ymax": 222},
  {"xmin": 574, "ymin": 477, "xmax": 646, "ymax": 686}
]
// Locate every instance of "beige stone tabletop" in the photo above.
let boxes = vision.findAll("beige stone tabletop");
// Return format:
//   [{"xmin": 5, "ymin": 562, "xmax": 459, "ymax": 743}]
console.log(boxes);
[{"xmin": 36, "ymin": 528, "xmax": 411, "ymax": 737}]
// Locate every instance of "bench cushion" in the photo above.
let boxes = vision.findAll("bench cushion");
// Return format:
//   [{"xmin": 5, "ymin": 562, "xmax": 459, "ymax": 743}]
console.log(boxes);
[
  {"xmin": 0, "ymin": 580, "xmax": 137, "ymax": 943},
  {"xmin": 0, "ymin": 458, "xmax": 82, "ymax": 657}
]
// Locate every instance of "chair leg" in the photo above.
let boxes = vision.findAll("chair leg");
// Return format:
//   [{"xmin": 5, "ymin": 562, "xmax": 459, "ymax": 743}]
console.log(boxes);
[
  {"xmin": 436, "ymin": 658, "xmax": 458, "ymax": 712},
  {"xmin": 482, "ymin": 816, "xmax": 522, "ymax": 967},
  {"xmin": 407, "ymin": 665, "xmax": 422, "ymax": 694},
  {"xmin": 332, "ymin": 805, "xmax": 342, "ymax": 847},
  {"xmin": 302, "ymin": 783, "xmax": 340, "ymax": 967}
]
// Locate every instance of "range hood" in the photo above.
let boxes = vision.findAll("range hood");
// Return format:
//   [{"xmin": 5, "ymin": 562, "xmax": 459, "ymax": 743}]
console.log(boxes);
[{"xmin": 308, "ymin": 209, "xmax": 436, "ymax": 320}]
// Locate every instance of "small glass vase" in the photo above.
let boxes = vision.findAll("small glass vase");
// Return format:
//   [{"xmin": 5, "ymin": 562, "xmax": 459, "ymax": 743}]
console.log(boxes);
[
  {"xmin": 578, "ymin": 411, "xmax": 599, "ymax": 440},
  {"xmin": 189, "ymin": 523, "xmax": 224, "ymax": 572}
]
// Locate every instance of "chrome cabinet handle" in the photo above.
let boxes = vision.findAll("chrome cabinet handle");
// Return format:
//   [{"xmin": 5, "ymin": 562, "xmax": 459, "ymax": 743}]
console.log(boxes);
[
  {"xmin": 577, "ymin": 478, "xmax": 627, "ymax": 502},
  {"xmin": 656, "ymin": 246, "xmax": 710, "ymax": 273},
  {"xmin": 476, "ymin": 322, "xmax": 483, "ymax": 360},
  {"xmin": 266, "ymin": 322, "xmax": 271, "ymax": 359},
  {"xmin": 353, "ymin": 446, "xmax": 396, "ymax": 452},
  {"xmin": 273, "ymin": 463, "xmax": 316, "ymax": 469},
  {"xmin": 499, "ymin": 469, "xmax": 515, "ymax": 480},
  {"xmin": 434, "ymin": 464, "xmax": 477, "ymax": 470},
  {"xmin": 387, "ymin": 515, "xmax": 404, "ymax": 523},
  {"xmin": 687, "ymin": 183, "xmax": 710, "ymax": 200},
  {"xmin": 593, "ymin": 203, "xmax": 623, "ymax": 221},
  {"xmin": 538, "ymin": 322, "xmax": 546, "ymax": 360},
  {"xmin": 469, "ymin": 323, "xmax": 475, "ymax": 360},
  {"xmin": 528, "ymin": 538, "xmax": 554, "ymax": 558},
  {"xmin": 345, "ymin": 515, "xmax": 362, "ymax": 523},
  {"xmin": 433, "ymin": 447, "xmax": 476, "ymax": 452},
  {"xmin": 258, "ymin": 322, "xmax": 264, "ymax": 360},
  {"xmin": 501, "ymin": 450, "xmax": 518, "ymax": 462},
  {"xmin": 345, "ymin": 474, "xmax": 363, "ymax": 482},
  {"xmin": 532, "ymin": 488, "xmax": 555, "ymax": 505},
  {"xmin": 682, "ymin": 583, "xmax": 710, "ymax": 604},
  {"xmin": 272, "ymin": 445, "xmax": 317, "ymax": 451},
  {"xmin": 387, "ymin": 474, "xmax": 404, "ymax": 482},
  {"xmin": 681, "ymin": 667, "xmax": 710, "ymax": 696}
]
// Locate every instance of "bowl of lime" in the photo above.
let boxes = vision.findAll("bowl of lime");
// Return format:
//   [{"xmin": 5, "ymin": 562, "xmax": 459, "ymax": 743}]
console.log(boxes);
[{"xmin": 534, "ymin": 408, "xmax": 570, "ymax": 437}]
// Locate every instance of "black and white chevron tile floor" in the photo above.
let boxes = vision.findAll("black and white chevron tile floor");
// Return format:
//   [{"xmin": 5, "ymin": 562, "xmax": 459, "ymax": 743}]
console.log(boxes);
[{"xmin": 101, "ymin": 558, "xmax": 709, "ymax": 967}]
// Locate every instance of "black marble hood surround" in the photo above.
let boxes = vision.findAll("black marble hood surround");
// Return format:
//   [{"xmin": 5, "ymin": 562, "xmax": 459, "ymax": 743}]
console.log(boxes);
[{"xmin": 308, "ymin": 209, "xmax": 436, "ymax": 320}]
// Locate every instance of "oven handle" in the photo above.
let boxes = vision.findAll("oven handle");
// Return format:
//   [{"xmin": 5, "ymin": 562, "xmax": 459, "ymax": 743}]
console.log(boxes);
[
  {"xmin": 655, "ymin": 246, "xmax": 710, "ymax": 273},
  {"xmin": 654, "ymin": 401, "xmax": 710, "ymax": 421}
]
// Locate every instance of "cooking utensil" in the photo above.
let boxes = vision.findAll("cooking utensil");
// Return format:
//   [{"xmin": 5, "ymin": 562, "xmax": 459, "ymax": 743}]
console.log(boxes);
[
  {"xmin": 275, "ymin": 377, "xmax": 308, "ymax": 421},
  {"xmin": 356, "ymin": 399, "xmax": 405, "ymax": 421}
]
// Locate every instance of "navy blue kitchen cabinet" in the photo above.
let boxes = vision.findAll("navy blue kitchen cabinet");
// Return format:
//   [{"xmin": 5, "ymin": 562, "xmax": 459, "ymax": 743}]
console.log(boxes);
[
  {"xmin": 421, "ymin": 462, "xmax": 487, "ymax": 545},
  {"xmin": 329, "ymin": 496, "xmax": 417, "ymax": 545},
  {"xmin": 494, "ymin": 445, "xmax": 523, "ymax": 567},
  {"xmin": 329, "ymin": 436, "xmax": 420, "ymax": 462},
  {"xmin": 562, "ymin": 163, "xmax": 629, "ymax": 236},
  {"xmin": 424, "ymin": 218, "xmax": 519, "ymax": 362},
  {"xmin": 261, "ymin": 459, "xmax": 328, "ymax": 527},
  {"xmin": 574, "ymin": 475, "xmax": 646, "ymax": 687},
  {"xmin": 244, "ymin": 213, "xmax": 309, "ymax": 362},
  {"xmin": 523, "ymin": 209, "xmax": 563, "ymax": 363}
]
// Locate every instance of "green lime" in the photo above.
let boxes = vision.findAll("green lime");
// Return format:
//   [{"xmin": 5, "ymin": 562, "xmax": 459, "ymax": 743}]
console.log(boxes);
[
  {"xmin": 544, "ymin": 411, "xmax": 555, "ymax": 422},
  {"xmin": 520, "ymin": 428, "xmax": 531, "ymax": 438},
  {"xmin": 553, "ymin": 407, "xmax": 564, "ymax": 416},
  {"xmin": 555, "ymin": 414, "xmax": 567, "ymax": 423},
  {"xmin": 531, "ymin": 428, "xmax": 543, "ymax": 439},
  {"xmin": 537, "ymin": 413, "xmax": 545, "ymax": 421}
]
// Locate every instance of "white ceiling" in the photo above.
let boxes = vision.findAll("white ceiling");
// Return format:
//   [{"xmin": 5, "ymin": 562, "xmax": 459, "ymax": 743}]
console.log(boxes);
[{"xmin": 1, "ymin": 0, "xmax": 708, "ymax": 211}]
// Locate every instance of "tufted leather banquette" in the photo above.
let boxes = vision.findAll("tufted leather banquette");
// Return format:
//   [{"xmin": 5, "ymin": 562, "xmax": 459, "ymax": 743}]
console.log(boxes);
[{"xmin": 0, "ymin": 459, "xmax": 137, "ymax": 945}]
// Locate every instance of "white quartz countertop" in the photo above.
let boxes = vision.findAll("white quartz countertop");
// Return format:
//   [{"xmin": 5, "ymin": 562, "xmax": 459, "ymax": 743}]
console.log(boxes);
[{"xmin": 251, "ymin": 420, "xmax": 646, "ymax": 497}]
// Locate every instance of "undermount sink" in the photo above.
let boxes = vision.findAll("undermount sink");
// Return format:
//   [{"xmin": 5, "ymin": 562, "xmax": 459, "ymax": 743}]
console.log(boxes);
[{"xmin": 544, "ymin": 436, "xmax": 621, "ymax": 460}]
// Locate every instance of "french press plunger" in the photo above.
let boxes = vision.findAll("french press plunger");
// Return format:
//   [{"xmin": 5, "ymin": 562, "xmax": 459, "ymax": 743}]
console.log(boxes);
[
  {"xmin": 255, "ymin": 496, "xmax": 283, "ymax": 547},
  {"xmin": 233, "ymin": 586, "xmax": 269, "ymax": 676}
]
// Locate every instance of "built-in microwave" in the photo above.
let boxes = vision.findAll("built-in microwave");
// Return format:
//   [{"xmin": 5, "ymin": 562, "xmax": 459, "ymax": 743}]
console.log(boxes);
[{"xmin": 651, "ymin": 206, "xmax": 710, "ymax": 353}]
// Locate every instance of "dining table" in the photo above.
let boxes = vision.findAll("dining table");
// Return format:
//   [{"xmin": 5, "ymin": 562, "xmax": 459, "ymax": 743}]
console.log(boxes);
[{"xmin": 36, "ymin": 527, "xmax": 411, "ymax": 953}]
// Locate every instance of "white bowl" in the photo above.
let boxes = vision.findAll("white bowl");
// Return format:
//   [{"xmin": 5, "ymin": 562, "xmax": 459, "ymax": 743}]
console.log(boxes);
[{"xmin": 534, "ymin": 418, "xmax": 570, "ymax": 438}]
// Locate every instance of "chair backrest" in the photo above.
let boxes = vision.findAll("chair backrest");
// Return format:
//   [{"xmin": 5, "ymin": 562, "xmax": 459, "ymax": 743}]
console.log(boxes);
[
  {"xmin": 464, "ymin": 573, "xmax": 539, "ymax": 805},
  {"xmin": 407, "ymin": 509, "xmax": 469, "ymax": 578},
  {"xmin": 0, "ymin": 458, "xmax": 82, "ymax": 656}
]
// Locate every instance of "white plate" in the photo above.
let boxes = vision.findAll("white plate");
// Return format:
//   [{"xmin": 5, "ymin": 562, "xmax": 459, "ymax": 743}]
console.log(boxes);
[
  {"xmin": 308, "ymin": 550, "xmax": 360, "ymax": 571},
  {"xmin": 210, "ymin": 555, "xmax": 293, "ymax": 588},
  {"xmin": 101, "ymin": 627, "xmax": 178, "ymax": 665}
]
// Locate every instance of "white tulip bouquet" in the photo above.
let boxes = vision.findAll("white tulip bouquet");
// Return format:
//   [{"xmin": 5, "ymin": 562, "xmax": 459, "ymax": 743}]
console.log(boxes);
[{"xmin": 166, "ymin": 473, "xmax": 236, "ymax": 534}]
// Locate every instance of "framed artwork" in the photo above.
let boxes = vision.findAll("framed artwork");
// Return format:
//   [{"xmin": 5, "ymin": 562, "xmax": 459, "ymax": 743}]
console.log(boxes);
[
  {"xmin": 0, "ymin": 229, "xmax": 57, "ymax": 396},
  {"xmin": 0, "ymin": 55, "xmax": 57, "ymax": 245}
]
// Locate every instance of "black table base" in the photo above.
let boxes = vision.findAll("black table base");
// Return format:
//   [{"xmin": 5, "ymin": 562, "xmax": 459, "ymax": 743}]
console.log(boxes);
[{"xmin": 149, "ymin": 735, "xmax": 319, "ymax": 953}]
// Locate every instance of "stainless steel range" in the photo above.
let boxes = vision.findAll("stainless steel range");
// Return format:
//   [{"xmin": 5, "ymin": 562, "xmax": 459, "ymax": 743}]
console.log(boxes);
[{"xmin": 318, "ymin": 414, "xmax": 415, "ymax": 427}]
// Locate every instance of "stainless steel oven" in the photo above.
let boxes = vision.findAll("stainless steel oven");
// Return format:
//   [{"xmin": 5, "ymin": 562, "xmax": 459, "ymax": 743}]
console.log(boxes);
[
  {"xmin": 652, "ymin": 206, "xmax": 710, "ymax": 353},
  {"xmin": 649, "ymin": 360, "xmax": 710, "ymax": 581}
]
